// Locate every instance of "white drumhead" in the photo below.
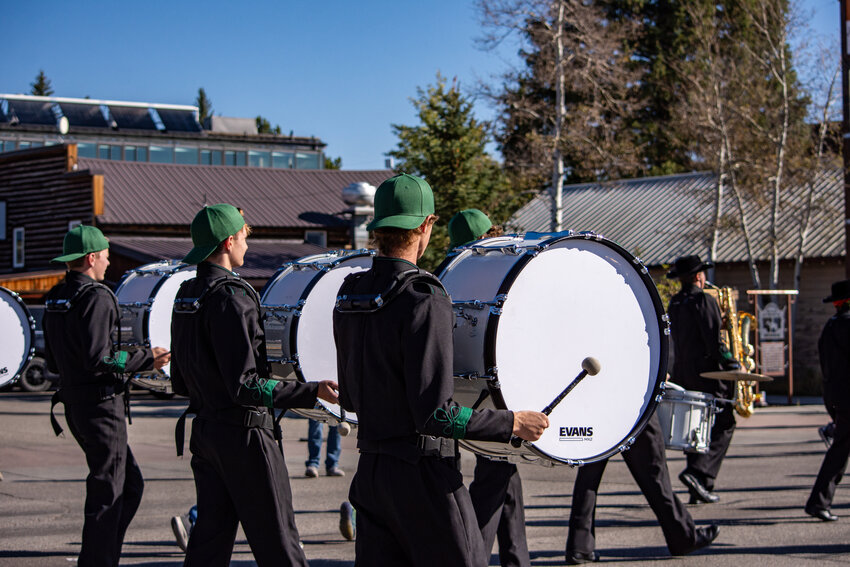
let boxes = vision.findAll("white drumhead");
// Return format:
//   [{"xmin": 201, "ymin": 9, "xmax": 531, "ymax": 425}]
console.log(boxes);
[
  {"xmin": 0, "ymin": 287, "xmax": 34, "ymax": 387},
  {"xmin": 263, "ymin": 252, "xmax": 373, "ymax": 424},
  {"xmin": 147, "ymin": 267, "xmax": 196, "ymax": 376},
  {"xmin": 495, "ymin": 238, "xmax": 662, "ymax": 463}
]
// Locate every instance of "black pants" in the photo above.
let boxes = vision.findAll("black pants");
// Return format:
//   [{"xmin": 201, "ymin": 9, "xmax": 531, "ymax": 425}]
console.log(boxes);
[
  {"xmin": 567, "ymin": 413, "xmax": 697, "ymax": 556},
  {"xmin": 468, "ymin": 456, "xmax": 530, "ymax": 567},
  {"xmin": 683, "ymin": 403, "xmax": 736, "ymax": 490},
  {"xmin": 65, "ymin": 393, "xmax": 144, "ymax": 567},
  {"xmin": 184, "ymin": 418, "xmax": 307, "ymax": 567},
  {"xmin": 350, "ymin": 452, "xmax": 486, "ymax": 567},
  {"xmin": 807, "ymin": 404, "xmax": 850, "ymax": 511}
]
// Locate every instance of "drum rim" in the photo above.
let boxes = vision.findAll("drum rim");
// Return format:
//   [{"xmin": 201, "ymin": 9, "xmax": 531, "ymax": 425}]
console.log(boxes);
[
  {"xmin": 0, "ymin": 285, "xmax": 36, "ymax": 386},
  {"xmin": 443, "ymin": 233, "xmax": 670, "ymax": 466}
]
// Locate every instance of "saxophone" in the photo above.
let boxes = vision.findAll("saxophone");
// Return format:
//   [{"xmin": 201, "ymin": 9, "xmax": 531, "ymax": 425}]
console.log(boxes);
[{"xmin": 707, "ymin": 285, "xmax": 759, "ymax": 417}]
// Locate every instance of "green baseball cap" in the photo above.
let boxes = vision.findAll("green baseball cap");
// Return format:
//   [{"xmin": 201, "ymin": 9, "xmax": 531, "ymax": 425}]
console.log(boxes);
[
  {"xmin": 448, "ymin": 209, "xmax": 492, "ymax": 249},
  {"xmin": 52, "ymin": 225, "xmax": 110, "ymax": 262},
  {"xmin": 367, "ymin": 173, "xmax": 435, "ymax": 231},
  {"xmin": 183, "ymin": 204, "xmax": 246, "ymax": 264}
]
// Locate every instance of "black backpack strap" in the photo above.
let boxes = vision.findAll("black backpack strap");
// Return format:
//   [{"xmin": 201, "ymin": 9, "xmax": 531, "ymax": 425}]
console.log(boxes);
[
  {"xmin": 175, "ymin": 402, "xmax": 200, "ymax": 457},
  {"xmin": 336, "ymin": 268, "xmax": 446, "ymax": 313}
]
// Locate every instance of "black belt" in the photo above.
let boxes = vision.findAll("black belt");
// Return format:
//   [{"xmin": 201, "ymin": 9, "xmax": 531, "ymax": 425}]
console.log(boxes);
[
  {"xmin": 176, "ymin": 405, "xmax": 276, "ymax": 457},
  {"xmin": 358, "ymin": 435, "xmax": 457, "ymax": 461},
  {"xmin": 50, "ymin": 383, "xmax": 125, "ymax": 437}
]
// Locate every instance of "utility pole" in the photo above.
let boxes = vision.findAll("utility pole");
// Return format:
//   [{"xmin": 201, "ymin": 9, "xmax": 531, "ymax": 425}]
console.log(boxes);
[{"xmin": 843, "ymin": 0, "xmax": 850, "ymax": 277}]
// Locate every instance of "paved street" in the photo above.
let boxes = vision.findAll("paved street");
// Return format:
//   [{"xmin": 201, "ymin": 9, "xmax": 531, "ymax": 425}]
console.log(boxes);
[{"xmin": 0, "ymin": 391, "xmax": 847, "ymax": 566}]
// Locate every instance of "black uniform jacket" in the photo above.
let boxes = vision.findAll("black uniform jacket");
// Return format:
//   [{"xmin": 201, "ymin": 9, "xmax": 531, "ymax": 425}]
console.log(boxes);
[
  {"xmin": 667, "ymin": 283, "xmax": 730, "ymax": 398},
  {"xmin": 170, "ymin": 262, "xmax": 318, "ymax": 413},
  {"xmin": 818, "ymin": 308, "xmax": 850, "ymax": 408},
  {"xmin": 333, "ymin": 257, "xmax": 513, "ymax": 450},
  {"xmin": 43, "ymin": 270, "xmax": 153, "ymax": 388}
]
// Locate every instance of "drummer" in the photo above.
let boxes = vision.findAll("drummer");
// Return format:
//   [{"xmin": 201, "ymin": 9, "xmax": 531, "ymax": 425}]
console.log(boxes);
[
  {"xmin": 333, "ymin": 174, "xmax": 549, "ymax": 566},
  {"xmin": 447, "ymin": 208, "xmax": 532, "ymax": 567},
  {"xmin": 42, "ymin": 225, "xmax": 170, "ymax": 566},
  {"xmin": 169, "ymin": 203, "xmax": 338, "ymax": 565},
  {"xmin": 667, "ymin": 255, "xmax": 738, "ymax": 504}
]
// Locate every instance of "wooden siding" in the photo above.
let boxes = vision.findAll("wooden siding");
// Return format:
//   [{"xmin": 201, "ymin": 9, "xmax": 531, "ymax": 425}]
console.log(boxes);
[{"xmin": 0, "ymin": 145, "xmax": 95, "ymax": 276}]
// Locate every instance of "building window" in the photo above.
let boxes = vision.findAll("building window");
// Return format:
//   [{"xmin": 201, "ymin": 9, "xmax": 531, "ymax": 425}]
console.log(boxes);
[
  {"xmin": 149, "ymin": 145, "xmax": 174, "ymax": 164},
  {"xmin": 272, "ymin": 151, "xmax": 293, "ymax": 169},
  {"xmin": 248, "ymin": 150, "xmax": 270, "ymax": 168},
  {"xmin": 225, "ymin": 151, "xmax": 247, "ymax": 166},
  {"xmin": 13, "ymin": 227, "xmax": 24, "ymax": 268},
  {"xmin": 211, "ymin": 150, "xmax": 222, "ymax": 165},
  {"xmin": 98, "ymin": 145, "xmax": 109, "ymax": 159},
  {"xmin": 304, "ymin": 230, "xmax": 327, "ymax": 248},
  {"xmin": 296, "ymin": 152, "xmax": 320, "ymax": 169},
  {"xmin": 19, "ymin": 141, "xmax": 31, "ymax": 150},
  {"xmin": 77, "ymin": 143, "xmax": 97, "ymax": 158},
  {"xmin": 175, "ymin": 146, "xmax": 199, "ymax": 165}
]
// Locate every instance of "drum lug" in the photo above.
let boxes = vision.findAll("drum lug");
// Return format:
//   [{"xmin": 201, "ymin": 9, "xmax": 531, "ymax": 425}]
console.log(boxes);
[
  {"xmin": 578, "ymin": 230, "xmax": 602, "ymax": 240},
  {"xmin": 631, "ymin": 256, "xmax": 649, "ymax": 274},
  {"xmin": 454, "ymin": 308, "xmax": 478, "ymax": 326}
]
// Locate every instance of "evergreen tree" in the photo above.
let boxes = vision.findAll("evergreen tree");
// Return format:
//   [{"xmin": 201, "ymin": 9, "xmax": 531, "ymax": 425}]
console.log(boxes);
[
  {"xmin": 324, "ymin": 155, "xmax": 342, "ymax": 169},
  {"xmin": 388, "ymin": 73, "xmax": 518, "ymax": 270},
  {"xmin": 256, "ymin": 115, "xmax": 282, "ymax": 135},
  {"xmin": 195, "ymin": 88, "xmax": 213, "ymax": 125},
  {"xmin": 30, "ymin": 70, "xmax": 54, "ymax": 96}
]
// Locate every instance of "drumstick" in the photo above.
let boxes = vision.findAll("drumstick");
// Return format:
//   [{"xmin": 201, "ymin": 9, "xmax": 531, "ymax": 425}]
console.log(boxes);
[{"xmin": 510, "ymin": 357, "xmax": 601, "ymax": 448}]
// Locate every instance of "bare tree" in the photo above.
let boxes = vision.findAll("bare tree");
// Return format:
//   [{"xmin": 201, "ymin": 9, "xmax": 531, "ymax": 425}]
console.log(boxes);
[{"xmin": 478, "ymin": 0, "xmax": 643, "ymax": 231}]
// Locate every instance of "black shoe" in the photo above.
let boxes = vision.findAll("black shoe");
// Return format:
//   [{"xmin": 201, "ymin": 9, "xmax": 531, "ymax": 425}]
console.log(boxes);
[
  {"xmin": 565, "ymin": 550, "xmax": 599, "ymax": 564},
  {"xmin": 680, "ymin": 472, "xmax": 720, "ymax": 504},
  {"xmin": 805, "ymin": 506, "xmax": 838, "ymax": 521},
  {"xmin": 671, "ymin": 525, "xmax": 719, "ymax": 556}
]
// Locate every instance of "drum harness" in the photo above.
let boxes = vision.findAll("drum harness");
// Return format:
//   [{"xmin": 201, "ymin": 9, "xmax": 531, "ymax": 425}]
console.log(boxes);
[
  {"xmin": 46, "ymin": 281, "xmax": 131, "ymax": 437},
  {"xmin": 336, "ymin": 267, "xmax": 457, "ymax": 459},
  {"xmin": 172, "ymin": 275, "xmax": 285, "ymax": 457}
]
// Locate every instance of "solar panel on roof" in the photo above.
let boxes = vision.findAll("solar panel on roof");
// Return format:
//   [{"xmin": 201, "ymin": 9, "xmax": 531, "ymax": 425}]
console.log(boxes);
[
  {"xmin": 109, "ymin": 106, "xmax": 157, "ymax": 130},
  {"xmin": 156, "ymin": 108, "xmax": 201, "ymax": 132},
  {"xmin": 7, "ymin": 100, "xmax": 55, "ymax": 125},
  {"xmin": 59, "ymin": 102, "xmax": 108, "ymax": 128}
]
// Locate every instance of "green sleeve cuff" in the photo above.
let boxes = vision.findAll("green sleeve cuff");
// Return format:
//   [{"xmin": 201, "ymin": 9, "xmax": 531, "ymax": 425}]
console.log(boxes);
[
  {"xmin": 103, "ymin": 350, "xmax": 129, "ymax": 373},
  {"xmin": 433, "ymin": 405, "xmax": 474, "ymax": 439},
  {"xmin": 259, "ymin": 378, "xmax": 279, "ymax": 409}
]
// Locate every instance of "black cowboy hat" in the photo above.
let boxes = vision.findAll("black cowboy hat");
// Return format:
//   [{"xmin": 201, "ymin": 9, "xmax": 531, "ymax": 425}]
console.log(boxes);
[
  {"xmin": 823, "ymin": 279, "xmax": 850, "ymax": 303},
  {"xmin": 666, "ymin": 255, "xmax": 714, "ymax": 279}
]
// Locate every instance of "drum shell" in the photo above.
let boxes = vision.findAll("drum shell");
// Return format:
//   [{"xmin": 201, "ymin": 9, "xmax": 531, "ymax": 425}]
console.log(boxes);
[
  {"xmin": 656, "ymin": 383, "xmax": 716, "ymax": 453},
  {"xmin": 439, "ymin": 233, "xmax": 668, "ymax": 465},
  {"xmin": 0, "ymin": 286, "xmax": 35, "ymax": 388},
  {"xmin": 115, "ymin": 261, "xmax": 196, "ymax": 393},
  {"xmin": 261, "ymin": 251, "xmax": 373, "ymax": 425}
]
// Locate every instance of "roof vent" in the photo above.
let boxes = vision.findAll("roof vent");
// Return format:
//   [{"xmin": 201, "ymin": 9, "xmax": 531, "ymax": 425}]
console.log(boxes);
[{"xmin": 342, "ymin": 182, "xmax": 377, "ymax": 206}]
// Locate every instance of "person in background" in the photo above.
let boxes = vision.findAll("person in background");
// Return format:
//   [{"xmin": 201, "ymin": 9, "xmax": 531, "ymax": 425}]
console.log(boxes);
[
  {"xmin": 305, "ymin": 418, "xmax": 344, "ymax": 477},
  {"xmin": 805, "ymin": 279, "xmax": 850, "ymax": 522}
]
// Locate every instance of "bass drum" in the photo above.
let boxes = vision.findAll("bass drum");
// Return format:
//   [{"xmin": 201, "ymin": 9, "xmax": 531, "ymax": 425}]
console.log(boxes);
[
  {"xmin": 262, "ymin": 250, "xmax": 374, "ymax": 426},
  {"xmin": 437, "ymin": 232, "xmax": 668, "ymax": 466},
  {"xmin": 0, "ymin": 286, "xmax": 35, "ymax": 388},
  {"xmin": 115, "ymin": 261, "xmax": 196, "ymax": 394}
]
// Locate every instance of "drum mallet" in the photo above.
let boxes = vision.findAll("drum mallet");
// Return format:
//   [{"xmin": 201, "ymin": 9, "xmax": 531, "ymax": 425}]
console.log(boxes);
[
  {"xmin": 338, "ymin": 408, "xmax": 351, "ymax": 437},
  {"xmin": 510, "ymin": 357, "xmax": 601, "ymax": 448}
]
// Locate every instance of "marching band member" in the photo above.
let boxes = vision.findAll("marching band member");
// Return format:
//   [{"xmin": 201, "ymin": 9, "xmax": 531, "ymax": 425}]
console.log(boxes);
[
  {"xmin": 805, "ymin": 279, "xmax": 850, "ymax": 522},
  {"xmin": 565, "ymin": 413, "xmax": 720, "ymax": 563},
  {"xmin": 43, "ymin": 225, "xmax": 169, "ymax": 567},
  {"xmin": 170, "ymin": 204, "xmax": 338, "ymax": 566},
  {"xmin": 448, "ymin": 209, "xmax": 531, "ymax": 567},
  {"xmin": 667, "ymin": 255, "xmax": 737, "ymax": 503},
  {"xmin": 333, "ymin": 174, "xmax": 549, "ymax": 566}
]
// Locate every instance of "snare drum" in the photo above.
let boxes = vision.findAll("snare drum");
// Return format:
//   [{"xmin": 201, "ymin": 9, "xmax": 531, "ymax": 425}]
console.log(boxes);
[
  {"xmin": 261, "ymin": 250, "xmax": 374, "ymax": 426},
  {"xmin": 437, "ymin": 232, "xmax": 668, "ymax": 465},
  {"xmin": 115, "ymin": 261, "xmax": 196, "ymax": 393},
  {"xmin": 656, "ymin": 382, "xmax": 715, "ymax": 453},
  {"xmin": 0, "ymin": 286, "xmax": 35, "ymax": 388}
]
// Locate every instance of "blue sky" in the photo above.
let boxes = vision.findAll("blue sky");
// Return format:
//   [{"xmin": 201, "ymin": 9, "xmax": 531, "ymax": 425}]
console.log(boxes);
[{"xmin": 1, "ymin": 0, "xmax": 840, "ymax": 170}]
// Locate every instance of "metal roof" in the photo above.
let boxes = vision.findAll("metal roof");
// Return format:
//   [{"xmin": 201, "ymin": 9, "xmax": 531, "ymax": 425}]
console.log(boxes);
[
  {"xmin": 77, "ymin": 158, "xmax": 391, "ymax": 229},
  {"xmin": 108, "ymin": 236, "xmax": 328, "ymax": 279},
  {"xmin": 508, "ymin": 169, "xmax": 844, "ymax": 266}
]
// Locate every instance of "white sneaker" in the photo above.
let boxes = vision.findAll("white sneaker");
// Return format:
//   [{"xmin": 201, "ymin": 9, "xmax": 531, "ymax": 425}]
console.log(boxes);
[
  {"xmin": 305, "ymin": 466, "xmax": 319, "ymax": 478},
  {"xmin": 171, "ymin": 514, "xmax": 190, "ymax": 552}
]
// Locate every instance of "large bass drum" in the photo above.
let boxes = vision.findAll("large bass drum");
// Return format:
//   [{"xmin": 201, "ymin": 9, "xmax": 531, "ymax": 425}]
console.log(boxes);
[
  {"xmin": 262, "ymin": 250, "xmax": 374, "ymax": 426},
  {"xmin": 0, "ymin": 286, "xmax": 35, "ymax": 388},
  {"xmin": 437, "ymin": 232, "xmax": 668, "ymax": 465},
  {"xmin": 115, "ymin": 261, "xmax": 196, "ymax": 394}
]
